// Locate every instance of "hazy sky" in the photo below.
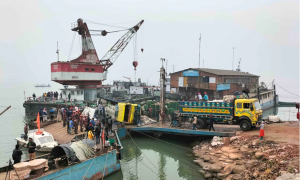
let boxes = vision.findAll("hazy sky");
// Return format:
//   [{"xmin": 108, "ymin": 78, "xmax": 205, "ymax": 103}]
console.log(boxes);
[{"xmin": 0, "ymin": 0, "xmax": 299, "ymax": 102}]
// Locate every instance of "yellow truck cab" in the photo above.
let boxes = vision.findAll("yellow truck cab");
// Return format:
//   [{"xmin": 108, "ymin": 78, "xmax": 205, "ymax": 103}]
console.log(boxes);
[
  {"xmin": 116, "ymin": 103, "xmax": 140, "ymax": 124},
  {"xmin": 233, "ymin": 98, "xmax": 263, "ymax": 131}
]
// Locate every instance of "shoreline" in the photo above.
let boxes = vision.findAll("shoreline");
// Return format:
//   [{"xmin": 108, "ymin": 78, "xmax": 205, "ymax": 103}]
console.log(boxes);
[{"xmin": 192, "ymin": 121, "xmax": 299, "ymax": 180}]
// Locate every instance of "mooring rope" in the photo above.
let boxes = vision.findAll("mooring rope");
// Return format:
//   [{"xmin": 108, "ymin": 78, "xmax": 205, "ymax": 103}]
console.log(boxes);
[
  {"xmin": 130, "ymin": 129, "xmax": 193, "ymax": 152},
  {"xmin": 126, "ymin": 130, "xmax": 168, "ymax": 180}
]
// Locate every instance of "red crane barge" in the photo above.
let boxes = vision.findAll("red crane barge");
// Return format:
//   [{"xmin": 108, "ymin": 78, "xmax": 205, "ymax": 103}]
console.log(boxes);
[{"xmin": 51, "ymin": 18, "xmax": 144, "ymax": 87}]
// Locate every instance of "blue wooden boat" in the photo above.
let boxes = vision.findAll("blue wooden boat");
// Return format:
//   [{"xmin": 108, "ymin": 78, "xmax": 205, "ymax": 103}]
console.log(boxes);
[{"xmin": 36, "ymin": 131, "xmax": 123, "ymax": 180}]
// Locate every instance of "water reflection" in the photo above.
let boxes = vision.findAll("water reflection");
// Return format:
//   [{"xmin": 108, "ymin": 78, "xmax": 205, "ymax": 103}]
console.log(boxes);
[
  {"xmin": 263, "ymin": 105, "xmax": 299, "ymax": 121},
  {"xmin": 107, "ymin": 135, "xmax": 205, "ymax": 180}
]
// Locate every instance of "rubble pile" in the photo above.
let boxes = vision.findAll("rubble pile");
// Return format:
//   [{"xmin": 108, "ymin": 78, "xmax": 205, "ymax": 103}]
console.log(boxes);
[{"xmin": 193, "ymin": 136, "xmax": 299, "ymax": 180}]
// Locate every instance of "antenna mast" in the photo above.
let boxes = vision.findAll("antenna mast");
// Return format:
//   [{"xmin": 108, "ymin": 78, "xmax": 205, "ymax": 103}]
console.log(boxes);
[{"xmin": 56, "ymin": 41, "xmax": 60, "ymax": 62}]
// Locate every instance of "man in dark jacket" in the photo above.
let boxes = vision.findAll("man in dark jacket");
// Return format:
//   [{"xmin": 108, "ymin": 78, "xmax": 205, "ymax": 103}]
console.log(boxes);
[
  {"xmin": 39, "ymin": 108, "xmax": 43, "ymax": 122},
  {"xmin": 107, "ymin": 116, "xmax": 112, "ymax": 133},
  {"xmin": 68, "ymin": 93, "xmax": 71, "ymax": 101},
  {"xmin": 27, "ymin": 138, "xmax": 36, "ymax": 160},
  {"xmin": 95, "ymin": 123, "xmax": 101, "ymax": 144},
  {"xmin": 12, "ymin": 144, "xmax": 23, "ymax": 164},
  {"xmin": 32, "ymin": 93, "xmax": 36, "ymax": 101},
  {"xmin": 209, "ymin": 114, "xmax": 215, "ymax": 131}
]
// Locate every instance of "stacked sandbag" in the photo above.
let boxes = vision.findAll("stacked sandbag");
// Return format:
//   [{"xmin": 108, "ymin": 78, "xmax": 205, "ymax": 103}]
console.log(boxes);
[
  {"xmin": 105, "ymin": 105, "xmax": 116, "ymax": 119},
  {"xmin": 268, "ymin": 115, "xmax": 281, "ymax": 123},
  {"xmin": 223, "ymin": 95, "xmax": 235, "ymax": 102}
]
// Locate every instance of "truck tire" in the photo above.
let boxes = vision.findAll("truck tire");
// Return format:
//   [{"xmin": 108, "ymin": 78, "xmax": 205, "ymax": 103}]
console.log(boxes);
[
  {"xmin": 240, "ymin": 120, "xmax": 251, "ymax": 131},
  {"xmin": 196, "ymin": 119, "xmax": 205, "ymax": 129}
]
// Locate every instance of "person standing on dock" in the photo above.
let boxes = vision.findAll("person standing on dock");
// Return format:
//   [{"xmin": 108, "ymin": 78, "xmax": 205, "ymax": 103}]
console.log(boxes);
[
  {"xmin": 209, "ymin": 114, "xmax": 215, "ymax": 131},
  {"xmin": 107, "ymin": 116, "xmax": 112, "ymax": 133},
  {"xmin": 198, "ymin": 93, "xmax": 202, "ymax": 101},
  {"xmin": 259, "ymin": 121, "xmax": 265, "ymax": 140},
  {"xmin": 69, "ymin": 118, "xmax": 73, "ymax": 135},
  {"xmin": 27, "ymin": 138, "xmax": 36, "ymax": 160},
  {"xmin": 68, "ymin": 92, "xmax": 71, "ymax": 102},
  {"xmin": 12, "ymin": 144, "xmax": 23, "ymax": 164},
  {"xmin": 24, "ymin": 124, "xmax": 28, "ymax": 141},
  {"xmin": 63, "ymin": 110, "xmax": 67, "ymax": 127},
  {"xmin": 203, "ymin": 92, "xmax": 209, "ymax": 101},
  {"xmin": 156, "ymin": 109, "xmax": 160, "ymax": 122},
  {"xmin": 43, "ymin": 108, "xmax": 47, "ymax": 122},
  {"xmin": 79, "ymin": 115, "xmax": 84, "ymax": 132},
  {"xmin": 149, "ymin": 107, "xmax": 153, "ymax": 118},
  {"xmin": 66, "ymin": 117, "xmax": 70, "ymax": 133},
  {"xmin": 160, "ymin": 111, "xmax": 166, "ymax": 124},
  {"xmin": 74, "ymin": 117, "xmax": 78, "ymax": 134},
  {"xmin": 60, "ymin": 92, "xmax": 62, "ymax": 99},
  {"xmin": 95, "ymin": 123, "xmax": 101, "ymax": 144},
  {"xmin": 32, "ymin": 93, "xmax": 36, "ymax": 101},
  {"xmin": 39, "ymin": 108, "xmax": 43, "ymax": 122},
  {"xmin": 192, "ymin": 115, "xmax": 197, "ymax": 130}
]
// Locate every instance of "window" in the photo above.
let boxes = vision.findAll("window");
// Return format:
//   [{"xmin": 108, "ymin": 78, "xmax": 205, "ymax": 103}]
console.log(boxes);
[
  {"xmin": 91, "ymin": 68, "xmax": 95, "ymax": 71},
  {"xmin": 202, "ymin": 76, "xmax": 209, "ymax": 82},
  {"xmin": 85, "ymin": 68, "xmax": 89, "ymax": 71},
  {"xmin": 38, "ymin": 136, "xmax": 54, "ymax": 144},
  {"xmin": 63, "ymin": 91, "xmax": 66, "ymax": 95},
  {"xmin": 243, "ymin": 103, "xmax": 250, "ymax": 109},
  {"xmin": 81, "ymin": 91, "xmax": 84, "ymax": 94},
  {"xmin": 71, "ymin": 91, "xmax": 74, "ymax": 95},
  {"xmin": 77, "ymin": 91, "xmax": 80, "ymax": 95},
  {"xmin": 237, "ymin": 103, "xmax": 242, "ymax": 108}
]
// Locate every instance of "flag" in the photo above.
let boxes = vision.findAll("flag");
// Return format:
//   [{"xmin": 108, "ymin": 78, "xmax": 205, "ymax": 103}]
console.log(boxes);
[
  {"xmin": 102, "ymin": 130, "xmax": 105, "ymax": 147},
  {"xmin": 36, "ymin": 112, "xmax": 43, "ymax": 135}
]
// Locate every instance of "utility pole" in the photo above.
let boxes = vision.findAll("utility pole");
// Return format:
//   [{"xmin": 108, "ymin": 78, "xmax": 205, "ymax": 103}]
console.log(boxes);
[
  {"xmin": 159, "ymin": 58, "xmax": 166, "ymax": 127},
  {"xmin": 198, "ymin": 33, "xmax": 201, "ymax": 69},
  {"xmin": 232, "ymin": 47, "xmax": 234, "ymax": 70},
  {"xmin": 171, "ymin": 64, "xmax": 175, "ymax": 73},
  {"xmin": 197, "ymin": 33, "xmax": 202, "ymax": 94}
]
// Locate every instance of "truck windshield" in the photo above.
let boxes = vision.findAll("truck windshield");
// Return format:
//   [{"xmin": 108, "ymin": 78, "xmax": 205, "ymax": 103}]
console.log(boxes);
[{"xmin": 254, "ymin": 101, "xmax": 262, "ymax": 110}]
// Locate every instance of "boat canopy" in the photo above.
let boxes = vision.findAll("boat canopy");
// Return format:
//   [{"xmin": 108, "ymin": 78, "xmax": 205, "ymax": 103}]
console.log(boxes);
[{"xmin": 48, "ymin": 141, "xmax": 95, "ymax": 165}]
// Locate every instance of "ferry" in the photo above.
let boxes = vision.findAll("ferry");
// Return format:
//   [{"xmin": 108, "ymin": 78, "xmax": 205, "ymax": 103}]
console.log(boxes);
[
  {"xmin": 35, "ymin": 84, "xmax": 51, "ymax": 87},
  {"xmin": 250, "ymin": 89, "xmax": 279, "ymax": 110}
]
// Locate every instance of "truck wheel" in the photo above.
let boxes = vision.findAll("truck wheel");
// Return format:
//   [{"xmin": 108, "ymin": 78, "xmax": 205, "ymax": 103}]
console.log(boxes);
[
  {"xmin": 196, "ymin": 119, "xmax": 205, "ymax": 129},
  {"xmin": 240, "ymin": 120, "xmax": 251, "ymax": 131}
]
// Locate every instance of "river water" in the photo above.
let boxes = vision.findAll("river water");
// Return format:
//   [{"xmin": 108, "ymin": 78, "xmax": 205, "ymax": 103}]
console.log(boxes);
[{"xmin": 0, "ymin": 83, "xmax": 298, "ymax": 179}]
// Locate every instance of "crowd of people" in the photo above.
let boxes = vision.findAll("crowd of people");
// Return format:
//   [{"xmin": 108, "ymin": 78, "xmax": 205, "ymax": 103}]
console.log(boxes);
[{"xmin": 58, "ymin": 105, "xmax": 114, "ymax": 144}]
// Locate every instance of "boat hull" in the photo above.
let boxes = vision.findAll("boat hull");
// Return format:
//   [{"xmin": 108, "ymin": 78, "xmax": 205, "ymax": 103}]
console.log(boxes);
[{"xmin": 37, "ymin": 150, "xmax": 121, "ymax": 180}]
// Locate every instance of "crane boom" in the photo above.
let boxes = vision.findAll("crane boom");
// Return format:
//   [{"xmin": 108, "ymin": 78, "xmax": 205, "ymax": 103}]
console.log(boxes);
[{"xmin": 100, "ymin": 20, "xmax": 144, "ymax": 71}]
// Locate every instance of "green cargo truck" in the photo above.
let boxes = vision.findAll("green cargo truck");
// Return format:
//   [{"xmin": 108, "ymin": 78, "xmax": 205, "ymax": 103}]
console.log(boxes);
[{"xmin": 178, "ymin": 98, "xmax": 263, "ymax": 131}]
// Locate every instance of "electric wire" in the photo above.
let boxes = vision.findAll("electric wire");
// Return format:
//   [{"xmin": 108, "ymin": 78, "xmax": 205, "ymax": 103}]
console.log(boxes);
[{"xmin": 275, "ymin": 83, "xmax": 299, "ymax": 97}]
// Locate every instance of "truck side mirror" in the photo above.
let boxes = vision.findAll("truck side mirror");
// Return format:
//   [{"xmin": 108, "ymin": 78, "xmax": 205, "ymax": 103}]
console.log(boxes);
[{"xmin": 250, "ymin": 107, "xmax": 254, "ymax": 111}]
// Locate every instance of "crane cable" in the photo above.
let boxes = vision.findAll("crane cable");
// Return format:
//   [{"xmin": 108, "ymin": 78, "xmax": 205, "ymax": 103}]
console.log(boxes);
[
  {"xmin": 67, "ymin": 32, "xmax": 76, "ymax": 61},
  {"xmin": 83, "ymin": 19, "xmax": 127, "ymax": 29}
]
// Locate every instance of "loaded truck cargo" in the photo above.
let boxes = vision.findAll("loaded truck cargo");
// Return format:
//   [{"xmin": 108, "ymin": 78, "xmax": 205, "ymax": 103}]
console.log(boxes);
[{"xmin": 178, "ymin": 98, "xmax": 263, "ymax": 131}]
